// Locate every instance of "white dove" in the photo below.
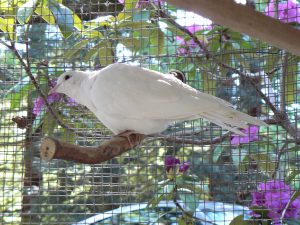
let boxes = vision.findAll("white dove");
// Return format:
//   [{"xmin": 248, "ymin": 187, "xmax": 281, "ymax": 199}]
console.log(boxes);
[{"xmin": 50, "ymin": 63, "xmax": 266, "ymax": 136}]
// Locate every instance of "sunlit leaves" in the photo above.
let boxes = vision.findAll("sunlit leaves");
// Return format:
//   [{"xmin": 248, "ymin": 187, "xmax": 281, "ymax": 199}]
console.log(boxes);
[
  {"xmin": 116, "ymin": 0, "xmax": 138, "ymax": 22},
  {"xmin": 17, "ymin": 0, "xmax": 40, "ymax": 24},
  {"xmin": 0, "ymin": 17, "xmax": 15, "ymax": 40},
  {"xmin": 240, "ymin": 153, "xmax": 276, "ymax": 175},
  {"xmin": 47, "ymin": 0, "xmax": 77, "ymax": 38},
  {"xmin": 229, "ymin": 215, "xmax": 258, "ymax": 225}
]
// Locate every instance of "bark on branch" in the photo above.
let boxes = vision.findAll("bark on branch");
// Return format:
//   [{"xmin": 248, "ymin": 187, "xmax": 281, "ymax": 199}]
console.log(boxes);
[
  {"xmin": 168, "ymin": 0, "xmax": 300, "ymax": 56},
  {"xmin": 40, "ymin": 134, "xmax": 145, "ymax": 164}
]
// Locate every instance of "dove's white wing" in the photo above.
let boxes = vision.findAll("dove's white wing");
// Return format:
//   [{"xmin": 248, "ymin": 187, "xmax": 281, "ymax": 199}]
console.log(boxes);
[{"xmin": 88, "ymin": 63, "xmax": 265, "ymax": 135}]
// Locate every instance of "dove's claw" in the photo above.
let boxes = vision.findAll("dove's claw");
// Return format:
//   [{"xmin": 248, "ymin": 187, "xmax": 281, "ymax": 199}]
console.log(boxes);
[{"xmin": 117, "ymin": 130, "xmax": 136, "ymax": 149}]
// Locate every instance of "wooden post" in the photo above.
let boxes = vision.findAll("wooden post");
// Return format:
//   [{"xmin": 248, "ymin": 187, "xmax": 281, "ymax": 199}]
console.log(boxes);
[
  {"xmin": 40, "ymin": 134, "xmax": 145, "ymax": 164},
  {"xmin": 168, "ymin": 0, "xmax": 300, "ymax": 56}
]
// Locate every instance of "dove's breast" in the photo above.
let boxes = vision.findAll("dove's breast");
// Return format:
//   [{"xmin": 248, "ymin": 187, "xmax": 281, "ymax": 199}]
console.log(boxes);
[{"xmin": 86, "ymin": 68, "xmax": 171, "ymax": 135}]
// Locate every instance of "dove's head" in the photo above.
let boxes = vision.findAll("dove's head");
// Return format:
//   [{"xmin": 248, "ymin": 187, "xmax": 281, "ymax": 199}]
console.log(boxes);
[{"xmin": 49, "ymin": 71, "xmax": 89, "ymax": 99}]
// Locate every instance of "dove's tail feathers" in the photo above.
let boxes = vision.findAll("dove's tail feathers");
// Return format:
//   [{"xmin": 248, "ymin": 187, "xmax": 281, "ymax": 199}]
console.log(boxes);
[
  {"xmin": 200, "ymin": 108, "xmax": 267, "ymax": 136},
  {"xmin": 201, "ymin": 113, "xmax": 246, "ymax": 136},
  {"xmin": 229, "ymin": 110, "xmax": 267, "ymax": 127}
]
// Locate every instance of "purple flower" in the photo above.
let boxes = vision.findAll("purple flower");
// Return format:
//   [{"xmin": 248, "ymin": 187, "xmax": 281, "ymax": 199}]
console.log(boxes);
[
  {"xmin": 176, "ymin": 24, "xmax": 210, "ymax": 55},
  {"xmin": 33, "ymin": 79, "xmax": 78, "ymax": 116},
  {"xmin": 66, "ymin": 97, "xmax": 78, "ymax": 106},
  {"xmin": 165, "ymin": 155, "xmax": 180, "ymax": 172},
  {"xmin": 251, "ymin": 180, "xmax": 300, "ymax": 223},
  {"xmin": 265, "ymin": 0, "xmax": 300, "ymax": 24},
  {"xmin": 33, "ymin": 96, "xmax": 45, "ymax": 115},
  {"xmin": 179, "ymin": 162, "xmax": 190, "ymax": 172},
  {"xmin": 33, "ymin": 92, "xmax": 62, "ymax": 116},
  {"xmin": 230, "ymin": 125, "xmax": 259, "ymax": 146},
  {"xmin": 164, "ymin": 156, "xmax": 190, "ymax": 173}
]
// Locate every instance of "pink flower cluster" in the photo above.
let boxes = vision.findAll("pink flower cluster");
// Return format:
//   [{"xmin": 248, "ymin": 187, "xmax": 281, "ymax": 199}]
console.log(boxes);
[
  {"xmin": 33, "ymin": 80, "xmax": 77, "ymax": 116},
  {"xmin": 265, "ymin": 0, "xmax": 300, "ymax": 24},
  {"xmin": 176, "ymin": 25, "xmax": 211, "ymax": 55},
  {"xmin": 164, "ymin": 155, "xmax": 190, "ymax": 173},
  {"xmin": 230, "ymin": 125, "xmax": 259, "ymax": 146},
  {"xmin": 251, "ymin": 180, "xmax": 300, "ymax": 224}
]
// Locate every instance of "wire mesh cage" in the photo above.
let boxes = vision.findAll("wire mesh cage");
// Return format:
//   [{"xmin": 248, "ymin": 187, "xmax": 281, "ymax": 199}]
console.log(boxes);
[{"xmin": 1, "ymin": 0, "xmax": 300, "ymax": 224}]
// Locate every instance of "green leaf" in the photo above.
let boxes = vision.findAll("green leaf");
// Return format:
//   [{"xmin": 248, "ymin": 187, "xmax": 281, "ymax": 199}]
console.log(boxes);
[
  {"xmin": 286, "ymin": 170, "xmax": 300, "ymax": 183},
  {"xmin": 4, "ymin": 76, "xmax": 32, "ymax": 108},
  {"xmin": 178, "ymin": 215, "xmax": 194, "ymax": 225},
  {"xmin": 148, "ymin": 184, "xmax": 175, "ymax": 208},
  {"xmin": 0, "ymin": 17, "xmax": 9, "ymax": 33},
  {"xmin": 17, "ymin": 0, "xmax": 40, "ymax": 24},
  {"xmin": 116, "ymin": 0, "xmax": 138, "ymax": 22},
  {"xmin": 150, "ymin": 28, "xmax": 164, "ymax": 55},
  {"xmin": 83, "ymin": 41, "xmax": 106, "ymax": 61},
  {"xmin": 63, "ymin": 39, "xmax": 90, "ymax": 59},
  {"xmin": 290, "ymin": 190, "xmax": 300, "ymax": 203},
  {"xmin": 229, "ymin": 215, "xmax": 256, "ymax": 225},
  {"xmin": 119, "ymin": 37, "xmax": 141, "ymax": 53},
  {"xmin": 147, "ymin": 193, "xmax": 165, "ymax": 208},
  {"xmin": 285, "ymin": 57, "xmax": 298, "ymax": 104},
  {"xmin": 82, "ymin": 29, "xmax": 104, "ymax": 38},
  {"xmin": 250, "ymin": 206, "xmax": 269, "ymax": 219},
  {"xmin": 73, "ymin": 12, "xmax": 82, "ymax": 31},
  {"xmin": 47, "ymin": 0, "xmax": 75, "ymax": 38},
  {"xmin": 240, "ymin": 153, "xmax": 275, "ymax": 175},
  {"xmin": 178, "ymin": 192, "xmax": 198, "ymax": 212},
  {"xmin": 117, "ymin": 21, "xmax": 153, "ymax": 30},
  {"xmin": 35, "ymin": 4, "xmax": 56, "ymax": 24},
  {"xmin": 32, "ymin": 110, "xmax": 46, "ymax": 132},
  {"xmin": 133, "ymin": 10, "xmax": 150, "ymax": 22},
  {"xmin": 99, "ymin": 44, "xmax": 114, "ymax": 67},
  {"xmin": 41, "ymin": 112, "xmax": 56, "ymax": 136},
  {"xmin": 213, "ymin": 145, "xmax": 224, "ymax": 163},
  {"xmin": 0, "ymin": 17, "xmax": 15, "ymax": 40}
]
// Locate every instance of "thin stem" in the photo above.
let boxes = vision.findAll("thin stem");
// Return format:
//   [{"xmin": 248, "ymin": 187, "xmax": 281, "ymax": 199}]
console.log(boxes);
[
  {"xmin": 280, "ymin": 52, "xmax": 289, "ymax": 112},
  {"xmin": 271, "ymin": 141, "xmax": 289, "ymax": 179},
  {"xmin": 280, "ymin": 190, "xmax": 299, "ymax": 222},
  {"xmin": 173, "ymin": 185, "xmax": 217, "ymax": 225}
]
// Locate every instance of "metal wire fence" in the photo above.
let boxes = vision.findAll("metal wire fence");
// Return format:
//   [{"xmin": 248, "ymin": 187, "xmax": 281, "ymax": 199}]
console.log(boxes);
[{"xmin": 0, "ymin": 0, "xmax": 300, "ymax": 224}]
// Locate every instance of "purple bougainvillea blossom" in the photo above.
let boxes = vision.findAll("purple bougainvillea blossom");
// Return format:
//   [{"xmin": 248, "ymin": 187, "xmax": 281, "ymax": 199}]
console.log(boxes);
[
  {"xmin": 251, "ymin": 180, "xmax": 300, "ymax": 224},
  {"xmin": 33, "ymin": 96, "xmax": 45, "ymax": 116},
  {"xmin": 179, "ymin": 162, "xmax": 190, "ymax": 173},
  {"xmin": 265, "ymin": 0, "xmax": 300, "ymax": 24},
  {"xmin": 176, "ymin": 24, "xmax": 210, "ymax": 55},
  {"xmin": 33, "ymin": 92, "xmax": 62, "ymax": 116},
  {"xmin": 33, "ymin": 79, "xmax": 78, "ymax": 116},
  {"xmin": 164, "ymin": 156, "xmax": 190, "ymax": 173},
  {"xmin": 230, "ymin": 125, "xmax": 259, "ymax": 146}
]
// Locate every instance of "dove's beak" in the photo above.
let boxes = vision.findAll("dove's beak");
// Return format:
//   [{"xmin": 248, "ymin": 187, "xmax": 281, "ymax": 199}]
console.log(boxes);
[{"xmin": 48, "ymin": 84, "xmax": 60, "ymax": 95}]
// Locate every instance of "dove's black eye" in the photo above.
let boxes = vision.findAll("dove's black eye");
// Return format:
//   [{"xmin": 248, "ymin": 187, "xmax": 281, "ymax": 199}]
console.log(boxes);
[{"xmin": 64, "ymin": 75, "xmax": 71, "ymax": 80}]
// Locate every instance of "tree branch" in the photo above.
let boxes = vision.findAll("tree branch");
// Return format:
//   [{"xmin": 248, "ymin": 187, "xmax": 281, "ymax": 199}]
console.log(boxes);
[
  {"xmin": 167, "ymin": 0, "xmax": 300, "ymax": 56},
  {"xmin": 148, "ymin": 131, "xmax": 231, "ymax": 145},
  {"xmin": 40, "ymin": 133, "xmax": 145, "ymax": 164}
]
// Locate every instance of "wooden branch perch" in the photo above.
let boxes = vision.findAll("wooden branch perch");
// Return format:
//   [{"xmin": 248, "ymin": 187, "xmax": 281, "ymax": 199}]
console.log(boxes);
[
  {"xmin": 40, "ymin": 134, "xmax": 145, "ymax": 164},
  {"xmin": 168, "ymin": 0, "xmax": 300, "ymax": 56}
]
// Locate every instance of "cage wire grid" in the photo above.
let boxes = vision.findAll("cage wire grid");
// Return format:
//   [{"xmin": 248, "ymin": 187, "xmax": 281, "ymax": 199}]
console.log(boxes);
[{"xmin": 0, "ymin": 0, "xmax": 300, "ymax": 224}]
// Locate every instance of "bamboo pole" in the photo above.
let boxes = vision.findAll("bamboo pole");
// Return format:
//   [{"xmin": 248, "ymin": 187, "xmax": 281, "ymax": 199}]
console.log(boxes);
[{"xmin": 168, "ymin": 0, "xmax": 300, "ymax": 56}]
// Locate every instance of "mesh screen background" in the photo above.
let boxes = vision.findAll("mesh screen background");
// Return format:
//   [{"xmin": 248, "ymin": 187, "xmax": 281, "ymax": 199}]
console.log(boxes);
[{"xmin": 0, "ymin": 0, "xmax": 300, "ymax": 224}]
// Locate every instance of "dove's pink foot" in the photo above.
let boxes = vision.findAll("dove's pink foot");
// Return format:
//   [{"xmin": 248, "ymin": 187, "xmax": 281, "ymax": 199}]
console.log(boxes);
[{"xmin": 117, "ymin": 130, "xmax": 137, "ymax": 148}]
